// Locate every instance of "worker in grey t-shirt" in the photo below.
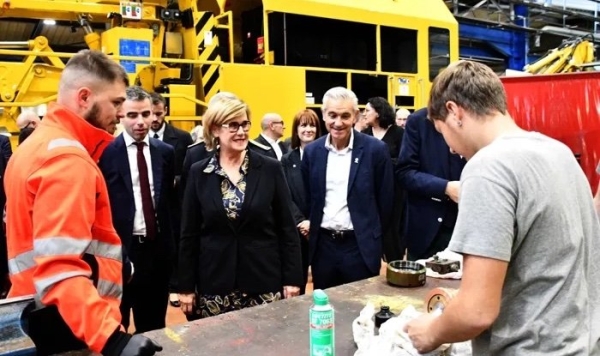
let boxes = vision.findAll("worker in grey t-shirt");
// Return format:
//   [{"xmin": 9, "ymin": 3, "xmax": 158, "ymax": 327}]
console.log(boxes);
[{"xmin": 404, "ymin": 60, "xmax": 600, "ymax": 356}]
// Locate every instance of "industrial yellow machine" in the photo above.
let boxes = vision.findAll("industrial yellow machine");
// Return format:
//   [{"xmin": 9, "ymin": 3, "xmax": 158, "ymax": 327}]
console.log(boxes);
[
  {"xmin": 0, "ymin": 0, "xmax": 458, "ymax": 143},
  {"xmin": 524, "ymin": 35, "xmax": 595, "ymax": 74}
]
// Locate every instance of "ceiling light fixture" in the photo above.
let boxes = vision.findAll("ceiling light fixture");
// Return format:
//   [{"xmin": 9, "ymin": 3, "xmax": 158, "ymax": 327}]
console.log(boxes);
[{"xmin": 43, "ymin": 19, "xmax": 56, "ymax": 25}]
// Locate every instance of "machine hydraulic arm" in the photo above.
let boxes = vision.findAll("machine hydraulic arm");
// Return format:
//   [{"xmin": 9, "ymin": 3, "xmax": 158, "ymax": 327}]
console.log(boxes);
[{"xmin": 524, "ymin": 36, "xmax": 595, "ymax": 74}]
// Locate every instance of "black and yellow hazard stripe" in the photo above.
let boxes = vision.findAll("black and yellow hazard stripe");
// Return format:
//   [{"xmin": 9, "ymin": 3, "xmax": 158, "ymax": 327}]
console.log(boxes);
[{"xmin": 195, "ymin": 11, "xmax": 221, "ymax": 101}]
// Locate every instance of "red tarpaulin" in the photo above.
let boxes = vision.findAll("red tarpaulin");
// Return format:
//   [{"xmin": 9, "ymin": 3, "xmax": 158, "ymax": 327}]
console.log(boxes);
[{"xmin": 502, "ymin": 72, "xmax": 600, "ymax": 191}]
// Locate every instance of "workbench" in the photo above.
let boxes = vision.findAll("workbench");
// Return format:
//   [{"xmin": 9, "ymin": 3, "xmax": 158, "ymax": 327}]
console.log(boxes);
[
  {"xmin": 10, "ymin": 275, "xmax": 452, "ymax": 356},
  {"xmin": 62, "ymin": 276, "xmax": 459, "ymax": 356}
]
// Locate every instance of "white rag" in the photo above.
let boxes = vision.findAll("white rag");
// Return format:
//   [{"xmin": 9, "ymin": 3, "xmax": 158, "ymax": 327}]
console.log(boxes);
[{"xmin": 353, "ymin": 304, "xmax": 472, "ymax": 356}]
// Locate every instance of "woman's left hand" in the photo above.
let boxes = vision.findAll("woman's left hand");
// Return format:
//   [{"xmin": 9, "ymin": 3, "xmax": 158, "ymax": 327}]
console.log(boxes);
[{"xmin": 283, "ymin": 285, "xmax": 300, "ymax": 299}]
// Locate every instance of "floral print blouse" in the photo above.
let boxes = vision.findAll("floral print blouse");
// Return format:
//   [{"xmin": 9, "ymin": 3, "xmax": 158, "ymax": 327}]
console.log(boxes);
[{"xmin": 203, "ymin": 151, "xmax": 249, "ymax": 220}]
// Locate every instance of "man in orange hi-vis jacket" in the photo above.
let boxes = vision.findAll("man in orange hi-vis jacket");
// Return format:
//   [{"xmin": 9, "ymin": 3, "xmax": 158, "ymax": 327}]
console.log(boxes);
[{"xmin": 4, "ymin": 50, "xmax": 162, "ymax": 356}]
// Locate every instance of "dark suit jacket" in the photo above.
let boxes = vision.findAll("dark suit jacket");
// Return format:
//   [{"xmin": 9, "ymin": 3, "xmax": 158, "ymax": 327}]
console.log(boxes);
[
  {"xmin": 363, "ymin": 125, "xmax": 404, "ymax": 163},
  {"xmin": 161, "ymin": 124, "xmax": 193, "ymax": 180},
  {"xmin": 0, "ymin": 135, "xmax": 12, "ymax": 163},
  {"xmin": 255, "ymin": 134, "xmax": 287, "ymax": 159},
  {"xmin": 396, "ymin": 108, "xmax": 466, "ymax": 258},
  {"xmin": 0, "ymin": 152, "xmax": 7, "ymax": 281},
  {"xmin": 179, "ymin": 150, "xmax": 303, "ymax": 295},
  {"xmin": 301, "ymin": 131, "xmax": 394, "ymax": 274},
  {"xmin": 180, "ymin": 140, "xmax": 275, "ymax": 198},
  {"xmin": 99, "ymin": 135, "xmax": 176, "ymax": 277},
  {"xmin": 281, "ymin": 148, "xmax": 307, "ymax": 224}
]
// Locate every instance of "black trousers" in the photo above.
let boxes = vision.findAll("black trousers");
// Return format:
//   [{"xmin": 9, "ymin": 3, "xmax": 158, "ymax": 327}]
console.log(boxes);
[
  {"xmin": 299, "ymin": 236, "xmax": 310, "ymax": 295},
  {"xmin": 382, "ymin": 185, "xmax": 407, "ymax": 262},
  {"xmin": 311, "ymin": 229, "xmax": 378, "ymax": 290},
  {"xmin": 120, "ymin": 237, "xmax": 170, "ymax": 334},
  {"xmin": 407, "ymin": 224, "xmax": 453, "ymax": 261}
]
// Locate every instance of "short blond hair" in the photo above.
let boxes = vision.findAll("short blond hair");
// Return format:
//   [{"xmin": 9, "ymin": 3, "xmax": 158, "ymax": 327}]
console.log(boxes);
[
  {"xmin": 428, "ymin": 60, "xmax": 507, "ymax": 121},
  {"xmin": 203, "ymin": 97, "xmax": 250, "ymax": 150}
]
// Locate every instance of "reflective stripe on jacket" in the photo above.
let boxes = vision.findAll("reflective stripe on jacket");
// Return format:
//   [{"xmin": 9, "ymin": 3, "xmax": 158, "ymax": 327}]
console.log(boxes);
[{"xmin": 5, "ymin": 103, "xmax": 123, "ymax": 353}]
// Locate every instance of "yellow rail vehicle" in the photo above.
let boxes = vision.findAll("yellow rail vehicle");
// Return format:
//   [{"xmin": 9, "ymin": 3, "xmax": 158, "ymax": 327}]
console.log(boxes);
[{"xmin": 0, "ymin": 0, "xmax": 458, "ymax": 143}]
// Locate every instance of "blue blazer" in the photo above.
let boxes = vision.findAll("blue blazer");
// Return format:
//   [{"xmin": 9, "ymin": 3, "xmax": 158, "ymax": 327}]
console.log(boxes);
[
  {"xmin": 396, "ymin": 108, "xmax": 466, "ymax": 258},
  {"xmin": 98, "ymin": 134, "xmax": 176, "ymax": 274},
  {"xmin": 301, "ymin": 131, "xmax": 394, "ymax": 274}
]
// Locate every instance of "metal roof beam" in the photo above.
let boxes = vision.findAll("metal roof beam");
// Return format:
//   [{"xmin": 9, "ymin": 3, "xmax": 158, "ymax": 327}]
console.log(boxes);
[{"xmin": 507, "ymin": 0, "xmax": 600, "ymax": 22}]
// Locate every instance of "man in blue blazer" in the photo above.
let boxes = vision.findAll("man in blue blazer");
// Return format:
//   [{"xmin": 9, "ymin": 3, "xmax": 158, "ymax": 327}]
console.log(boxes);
[
  {"xmin": 396, "ymin": 108, "xmax": 466, "ymax": 260},
  {"xmin": 302, "ymin": 87, "xmax": 394, "ymax": 290},
  {"xmin": 98, "ymin": 86, "xmax": 175, "ymax": 334}
]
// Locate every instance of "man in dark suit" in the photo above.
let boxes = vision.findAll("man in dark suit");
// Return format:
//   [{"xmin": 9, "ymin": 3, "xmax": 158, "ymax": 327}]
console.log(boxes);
[
  {"xmin": 0, "ymin": 135, "xmax": 12, "ymax": 163},
  {"xmin": 255, "ymin": 113, "xmax": 288, "ymax": 160},
  {"xmin": 396, "ymin": 108, "xmax": 466, "ymax": 260},
  {"xmin": 98, "ymin": 86, "xmax": 175, "ymax": 333},
  {"xmin": 0, "ymin": 134, "xmax": 10, "ymax": 297},
  {"xmin": 301, "ymin": 87, "xmax": 394, "ymax": 290},
  {"xmin": 149, "ymin": 92, "xmax": 193, "ymax": 183},
  {"xmin": 148, "ymin": 92, "xmax": 193, "ymax": 307},
  {"xmin": 0, "ymin": 150, "xmax": 8, "ymax": 298}
]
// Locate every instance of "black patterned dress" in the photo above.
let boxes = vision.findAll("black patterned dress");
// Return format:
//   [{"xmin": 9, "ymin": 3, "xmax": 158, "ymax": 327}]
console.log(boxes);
[{"xmin": 193, "ymin": 151, "xmax": 282, "ymax": 319}]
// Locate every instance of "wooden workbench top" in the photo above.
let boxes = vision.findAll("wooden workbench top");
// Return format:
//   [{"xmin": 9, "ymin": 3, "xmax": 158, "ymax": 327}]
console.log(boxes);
[{"xmin": 61, "ymin": 275, "xmax": 460, "ymax": 356}]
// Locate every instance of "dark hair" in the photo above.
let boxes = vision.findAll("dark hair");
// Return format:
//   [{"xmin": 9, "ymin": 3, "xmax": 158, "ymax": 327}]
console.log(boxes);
[
  {"xmin": 60, "ymin": 50, "xmax": 129, "ymax": 91},
  {"xmin": 291, "ymin": 109, "xmax": 321, "ymax": 150},
  {"xmin": 367, "ymin": 97, "xmax": 395, "ymax": 128},
  {"xmin": 150, "ymin": 92, "xmax": 166, "ymax": 106},
  {"xmin": 125, "ymin": 86, "xmax": 151, "ymax": 101},
  {"xmin": 18, "ymin": 127, "xmax": 35, "ymax": 145}
]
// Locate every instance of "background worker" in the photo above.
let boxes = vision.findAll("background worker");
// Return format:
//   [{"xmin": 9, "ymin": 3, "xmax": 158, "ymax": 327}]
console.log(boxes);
[
  {"xmin": 4, "ymin": 50, "xmax": 162, "ymax": 355},
  {"xmin": 255, "ymin": 113, "xmax": 287, "ymax": 160},
  {"xmin": 147, "ymin": 92, "xmax": 193, "ymax": 309},
  {"xmin": 395, "ymin": 108, "xmax": 410, "ymax": 128},
  {"xmin": 405, "ymin": 60, "xmax": 600, "ymax": 355},
  {"xmin": 15, "ymin": 110, "xmax": 40, "ymax": 130}
]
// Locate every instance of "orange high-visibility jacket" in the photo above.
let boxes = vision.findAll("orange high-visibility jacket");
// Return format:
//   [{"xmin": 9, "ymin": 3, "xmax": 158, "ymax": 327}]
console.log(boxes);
[{"xmin": 5, "ymin": 103, "xmax": 124, "ymax": 353}]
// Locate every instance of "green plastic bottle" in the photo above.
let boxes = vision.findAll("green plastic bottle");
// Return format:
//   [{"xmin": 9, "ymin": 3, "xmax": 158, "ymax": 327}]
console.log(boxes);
[{"xmin": 309, "ymin": 289, "xmax": 335, "ymax": 356}]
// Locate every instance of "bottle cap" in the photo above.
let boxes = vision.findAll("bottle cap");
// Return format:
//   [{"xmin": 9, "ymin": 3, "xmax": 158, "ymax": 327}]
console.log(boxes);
[{"xmin": 313, "ymin": 289, "xmax": 329, "ymax": 306}]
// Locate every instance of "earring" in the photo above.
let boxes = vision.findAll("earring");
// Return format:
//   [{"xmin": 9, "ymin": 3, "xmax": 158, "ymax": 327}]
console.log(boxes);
[{"xmin": 457, "ymin": 120, "xmax": 462, "ymax": 127}]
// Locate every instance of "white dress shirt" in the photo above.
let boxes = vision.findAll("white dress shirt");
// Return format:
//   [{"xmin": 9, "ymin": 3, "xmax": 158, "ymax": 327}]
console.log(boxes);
[
  {"xmin": 261, "ymin": 133, "xmax": 283, "ymax": 160},
  {"xmin": 151, "ymin": 123, "xmax": 166, "ymax": 141},
  {"xmin": 123, "ymin": 132, "xmax": 156, "ymax": 235},
  {"xmin": 320, "ymin": 131, "xmax": 354, "ymax": 231}
]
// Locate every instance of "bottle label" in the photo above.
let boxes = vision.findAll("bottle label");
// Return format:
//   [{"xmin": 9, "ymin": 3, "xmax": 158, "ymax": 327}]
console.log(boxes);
[{"xmin": 310, "ymin": 309, "xmax": 334, "ymax": 356}]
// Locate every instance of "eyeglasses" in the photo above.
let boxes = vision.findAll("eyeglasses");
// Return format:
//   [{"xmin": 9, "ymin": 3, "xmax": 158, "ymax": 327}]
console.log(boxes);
[
  {"xmin": 126, "ymin": 111, "xmax": 153, "ymax": 119},
  {"xmin": 222, "ymin": 120, "xmax": 251, "ymax": 133}
]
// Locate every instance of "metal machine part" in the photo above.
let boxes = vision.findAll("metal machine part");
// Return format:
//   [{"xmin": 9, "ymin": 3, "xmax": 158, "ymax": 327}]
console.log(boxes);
[
  {"xmin": 0, "ymin": 295, "xmax": 36, "ymax": 356},
  {"xmin": 386, "ymin": 261, "xmax": 426, "ymax": 288},
  {"xmin": 425, "ymin": 287, "xmax": 458, "ymax": 314},
  {"xmin": 524, "ymin": 35, "xmax": 595, "ymax": 74},
  {"xmin": 425, "ymin": 254, "xmax": 461, "ymax": 275}
]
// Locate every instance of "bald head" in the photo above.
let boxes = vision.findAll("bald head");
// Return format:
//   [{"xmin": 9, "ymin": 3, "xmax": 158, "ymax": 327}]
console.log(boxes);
[
  {"xmin": 16, "ymin": 111, "xmax": 40, "ymax": 130},
  {"xmin": 261, "ymin": 113, "xmax": 283, "ymax": 130},
  {"xmin": 261, "ymin": 113, "xmax": 285, "ymax": 140}
]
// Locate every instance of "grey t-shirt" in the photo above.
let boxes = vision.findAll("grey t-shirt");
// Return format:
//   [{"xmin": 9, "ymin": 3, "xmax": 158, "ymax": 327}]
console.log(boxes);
[{"xmin": 449, "ymin": 131, "xmax": 600, "ymax": 355}]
